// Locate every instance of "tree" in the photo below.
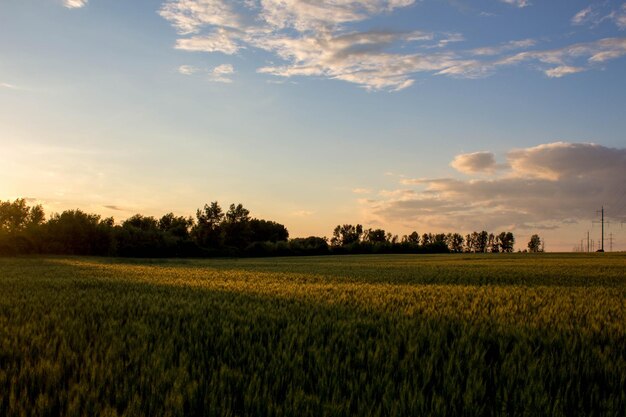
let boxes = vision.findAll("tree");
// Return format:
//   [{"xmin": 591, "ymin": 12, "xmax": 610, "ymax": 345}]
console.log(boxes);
[
  {"xmin": 406, "ymin": 231, "xmax": 420, "ymax": 245},
  {"xmin": 433, "ymin": 233, "xmax": 447, "ymax": 245},
  {"xmin": 331, "ymin": 224, "xmax": 363, "ymax": 246},
  {"xmin": 123, "ymin": 214, "xmax": 158, "ymax": 231},
  {"xmin": 0, "ymin": 198, "xmax": 44, "ymax": 233},
  {"xmin": 363, "ymin": 228, "xmax": 387, "ymax": 243},
  {"xmin": 289, "ymin": 236, "xmax": 328, "ymax": 255},
  {"xmin": 249, "ymin": 219, "xmax": 289, "ymax": 243},
  {"xmin": 528, "ymin": 234, "xmax": 542, "ymax": 253},
  {"xmin": 476, "ymin": 231, "xmax": 489, "ymax": 253},
  {"xmin": 223, "ymin": 203, "xmax": 251, "ymax": 249},
  {"xmin": 159, "ymin": 213, "xmax": 193, "ymax": 239},
  {"xmin": 446, "ymin": 233, "xmax": 464, "ymax": 253},
  {"xmin": 464, "ymin": 233, "xmax": 475, "ymax": 252},
  {"xmin": 45, "ymin": 210, "xmax": 113, "ymax": 255},
  {"xmin": 193, "ymin": 202, "xmax": 225, "ymax": 248},
  {"xmin": 489, "ymin": 233, "xmax": 500, "ymax": 253},
  {"xmin": 498, "ymin": 231, "xmax": 515, "ymax": 253}
]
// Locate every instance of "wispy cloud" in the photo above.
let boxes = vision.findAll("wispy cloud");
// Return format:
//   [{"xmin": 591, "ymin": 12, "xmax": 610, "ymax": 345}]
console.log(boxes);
[
  {"xmin": 178, "ymin": 65, "xmax": 201, "ymax": 75},
  {"xmin": 485, "ymin": 37, "xmax": 626, "ymax": 78},
  {"xmin": 572, "ymin": 6, "xmax": 594, "ymax": 26},
  {"xmin": 499, "ymin": 0, "xmax": 531, "ymax": 8},
  {"xmin": 175, "ymin": 29, "xmax": 242, "ymax": 54},
  {"xmin": 0, "ymin": 82, "xmax": 19, "ymax": 90},
  {"xmin": 159, "ymin": 0, "xmax": 626, "ymax": 90},
  {"xmin": 177, "ymin": 63, "xmax": 235, "ymax": 82},
  {"xmin": 210, "ymin": 63, "xmax": 234, "ymax": 83},
  {"xmin": 470, "ymin": 38, "xmax": 536, "ymax": 56},
  {"xmin": 544, "ymin": 65, "xmax": 585, "ymax": 78},
  {"xmin": 571, "ymin": 3, "xmax": 626, "ymax": 30},
  {"xmin": 64, "ymin": 0, "xmax": 88, "ymax": 9}
]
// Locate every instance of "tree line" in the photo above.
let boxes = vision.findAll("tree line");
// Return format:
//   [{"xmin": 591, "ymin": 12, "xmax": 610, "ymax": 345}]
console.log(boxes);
[{"xmin": 0, "ymin": 198, "xmax": 542, "ymax": 257}]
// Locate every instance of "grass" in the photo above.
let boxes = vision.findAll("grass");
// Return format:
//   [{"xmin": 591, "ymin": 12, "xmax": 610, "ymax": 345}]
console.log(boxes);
[{"xmin": 0, "ymin": 253, "xmax": 625, "ymax": 416}]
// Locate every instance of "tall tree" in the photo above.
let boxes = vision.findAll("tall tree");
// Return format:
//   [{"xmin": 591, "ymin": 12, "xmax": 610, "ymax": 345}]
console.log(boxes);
[
  {"xmin": 528, "ymin": 234, "xmax": 542, "ymax": 252},
  {"xmin": 223, "ymin": 203, "xmax": 251, "ymax": 249},
  {"xmin": 193, "ymin": 202, "xmax": 225, "ymax": 248},
  {"xmin": 476, "ymin": 231, "xmax": 489, "ymax": 253},
  {"xmin": 331, "ymin": 224, "xmax": 363, "ymax": 246},
  {"xmin": 363, "ymin": 228, "xmax": 387, "ymax": 243},
  {"xmin": 498, "ymin": 231, "xmax": 515, "ymax": 253},
  {"xmin": 489, "ymin": 233, "xmax": 500, "ymax": 253},
  {"xmin": 0, "ymin": 198, "xmax": 44, "ymax": 233},
  {"xmin": 406, "ymin": 231, "xmax": 420, "ymax": 244},
  {"xmin": 446, "ymin": 233, "xmax": 464, "ymax": 253},
  {"xmin": 159, "ymin": 213, "xmax": 193, "ymax": 239}
]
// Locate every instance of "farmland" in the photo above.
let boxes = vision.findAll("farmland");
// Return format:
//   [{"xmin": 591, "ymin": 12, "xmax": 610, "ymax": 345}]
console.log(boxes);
[{"xmin": 1, "ymin": 254, "xmax": 625, "ymax": 416}]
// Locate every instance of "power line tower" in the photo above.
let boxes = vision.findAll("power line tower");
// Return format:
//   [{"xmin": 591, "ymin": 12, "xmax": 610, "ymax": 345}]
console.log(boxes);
[
  {"xmin": 592, "ymin": 206, "xmax": 606, "ymax": 252},
  {"xmin": 609, "ymin": 233, "xmax": 614, "ymax": 252}
]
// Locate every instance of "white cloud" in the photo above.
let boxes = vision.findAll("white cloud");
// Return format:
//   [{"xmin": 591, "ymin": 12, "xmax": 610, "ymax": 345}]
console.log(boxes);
[
  {"xmin": 258, "ymin": 0, "xmax": 416, "ymax": 31},
  {"xmin": 177, "ymin": 63, "xmax": 235, "ymax": 82},
  {"xmin": 178, "ymin": 65, "xmax": 201, "ymax": 75},
  {"xmin": 492, "ymin": 37, "xmax": 626, "ymax": 78},
  {"xmin": 572, "ymin": 6, "xmax": 593, "ymax": 25},
  {"xmin": 499, "ymin": 0, "xmax": 530, "ymax": 8},
  {"xmin": 363, "ymin": 142, "xmax": 626, "ymax": 234},
  {"xmin": 64, "ymin": 0, "xmax": 88, "ymax": 8},
  {"xmin": 159, "ymin": 0, "xmax": 626, "ymax": 90},
  {"xmin": 352, "ymin": 188, "xmax": 372, "ymax": 194},
  {"xmin": 544, "ymin": 65, "xmax": 585, "ymax": 78},
  {"xmin": 470, "ymin": 38, "xmax": 536, "ymax": 56},
  {"xmin": 175, "ymin": 29, "xmax": 242, "ymax": 54},
  {"xmin": 210, "ymin": 63, "xmax": 235, "ymax": 83},
  {"xmin": 158, "ymin": 0, "xmax": 242, "ymax": 34},
  {"xmin": 571, "ymin": 3, "xmax": 626, "ymax": 30},
  {"xmin": 0, "ymin": 82, "xmax": 18, "ymax": 89},
  {"xmin": 450, "ymin": 151, "xmax": 505, "ymax": 174}
]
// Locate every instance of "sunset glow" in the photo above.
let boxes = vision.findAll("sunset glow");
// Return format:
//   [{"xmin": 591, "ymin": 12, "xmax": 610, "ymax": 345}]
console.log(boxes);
[{"xmin": 2, "ymin": 0, "xmax": 626, "ymax": 250}]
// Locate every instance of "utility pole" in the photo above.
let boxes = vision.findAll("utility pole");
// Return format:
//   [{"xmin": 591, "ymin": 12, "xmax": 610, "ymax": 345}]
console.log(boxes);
[
  {"xmin": 593, "ymin": 206, "xmax": 605, "ymax": 252},
  {"xmin": 587, "ymin": 231, "xmax": 590, "ymax": 253},
  {"xmin": 609, "ymin": 233, "xmax": 614, "ymax": 252}
]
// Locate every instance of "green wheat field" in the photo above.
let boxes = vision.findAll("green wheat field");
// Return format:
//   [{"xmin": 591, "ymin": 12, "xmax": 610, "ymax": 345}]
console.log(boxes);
[{"xmin": 1, "ymin": 254, "xmax": 625, "ymax": 417}]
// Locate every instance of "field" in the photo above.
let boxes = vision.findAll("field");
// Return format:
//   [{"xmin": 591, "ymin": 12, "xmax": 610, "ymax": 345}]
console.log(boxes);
[{"xmin": 1, "ymin": 254, "xmax": 625, "ymax": 417}]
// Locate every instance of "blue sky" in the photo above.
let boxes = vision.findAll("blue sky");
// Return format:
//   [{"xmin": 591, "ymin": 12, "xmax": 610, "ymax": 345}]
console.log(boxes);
[{"xmin": 1, "ymin": 0, "xmax": 626, "ymax": 250}]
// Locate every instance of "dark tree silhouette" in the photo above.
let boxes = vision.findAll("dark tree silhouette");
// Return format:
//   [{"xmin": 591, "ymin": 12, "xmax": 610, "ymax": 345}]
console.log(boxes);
[
  {"xmin": 528, "ymin": 234, "xmax": 542, "ymax": 253},
  {"xmin": 331, "ymin": 224, "xmax": 363, "ymax": 246}
]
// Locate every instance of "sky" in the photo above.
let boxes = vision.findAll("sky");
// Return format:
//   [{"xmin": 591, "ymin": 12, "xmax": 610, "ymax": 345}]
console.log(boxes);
[{"xmin": 1, "ymin": 0, "xmax": 626, "ymax": 251}]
